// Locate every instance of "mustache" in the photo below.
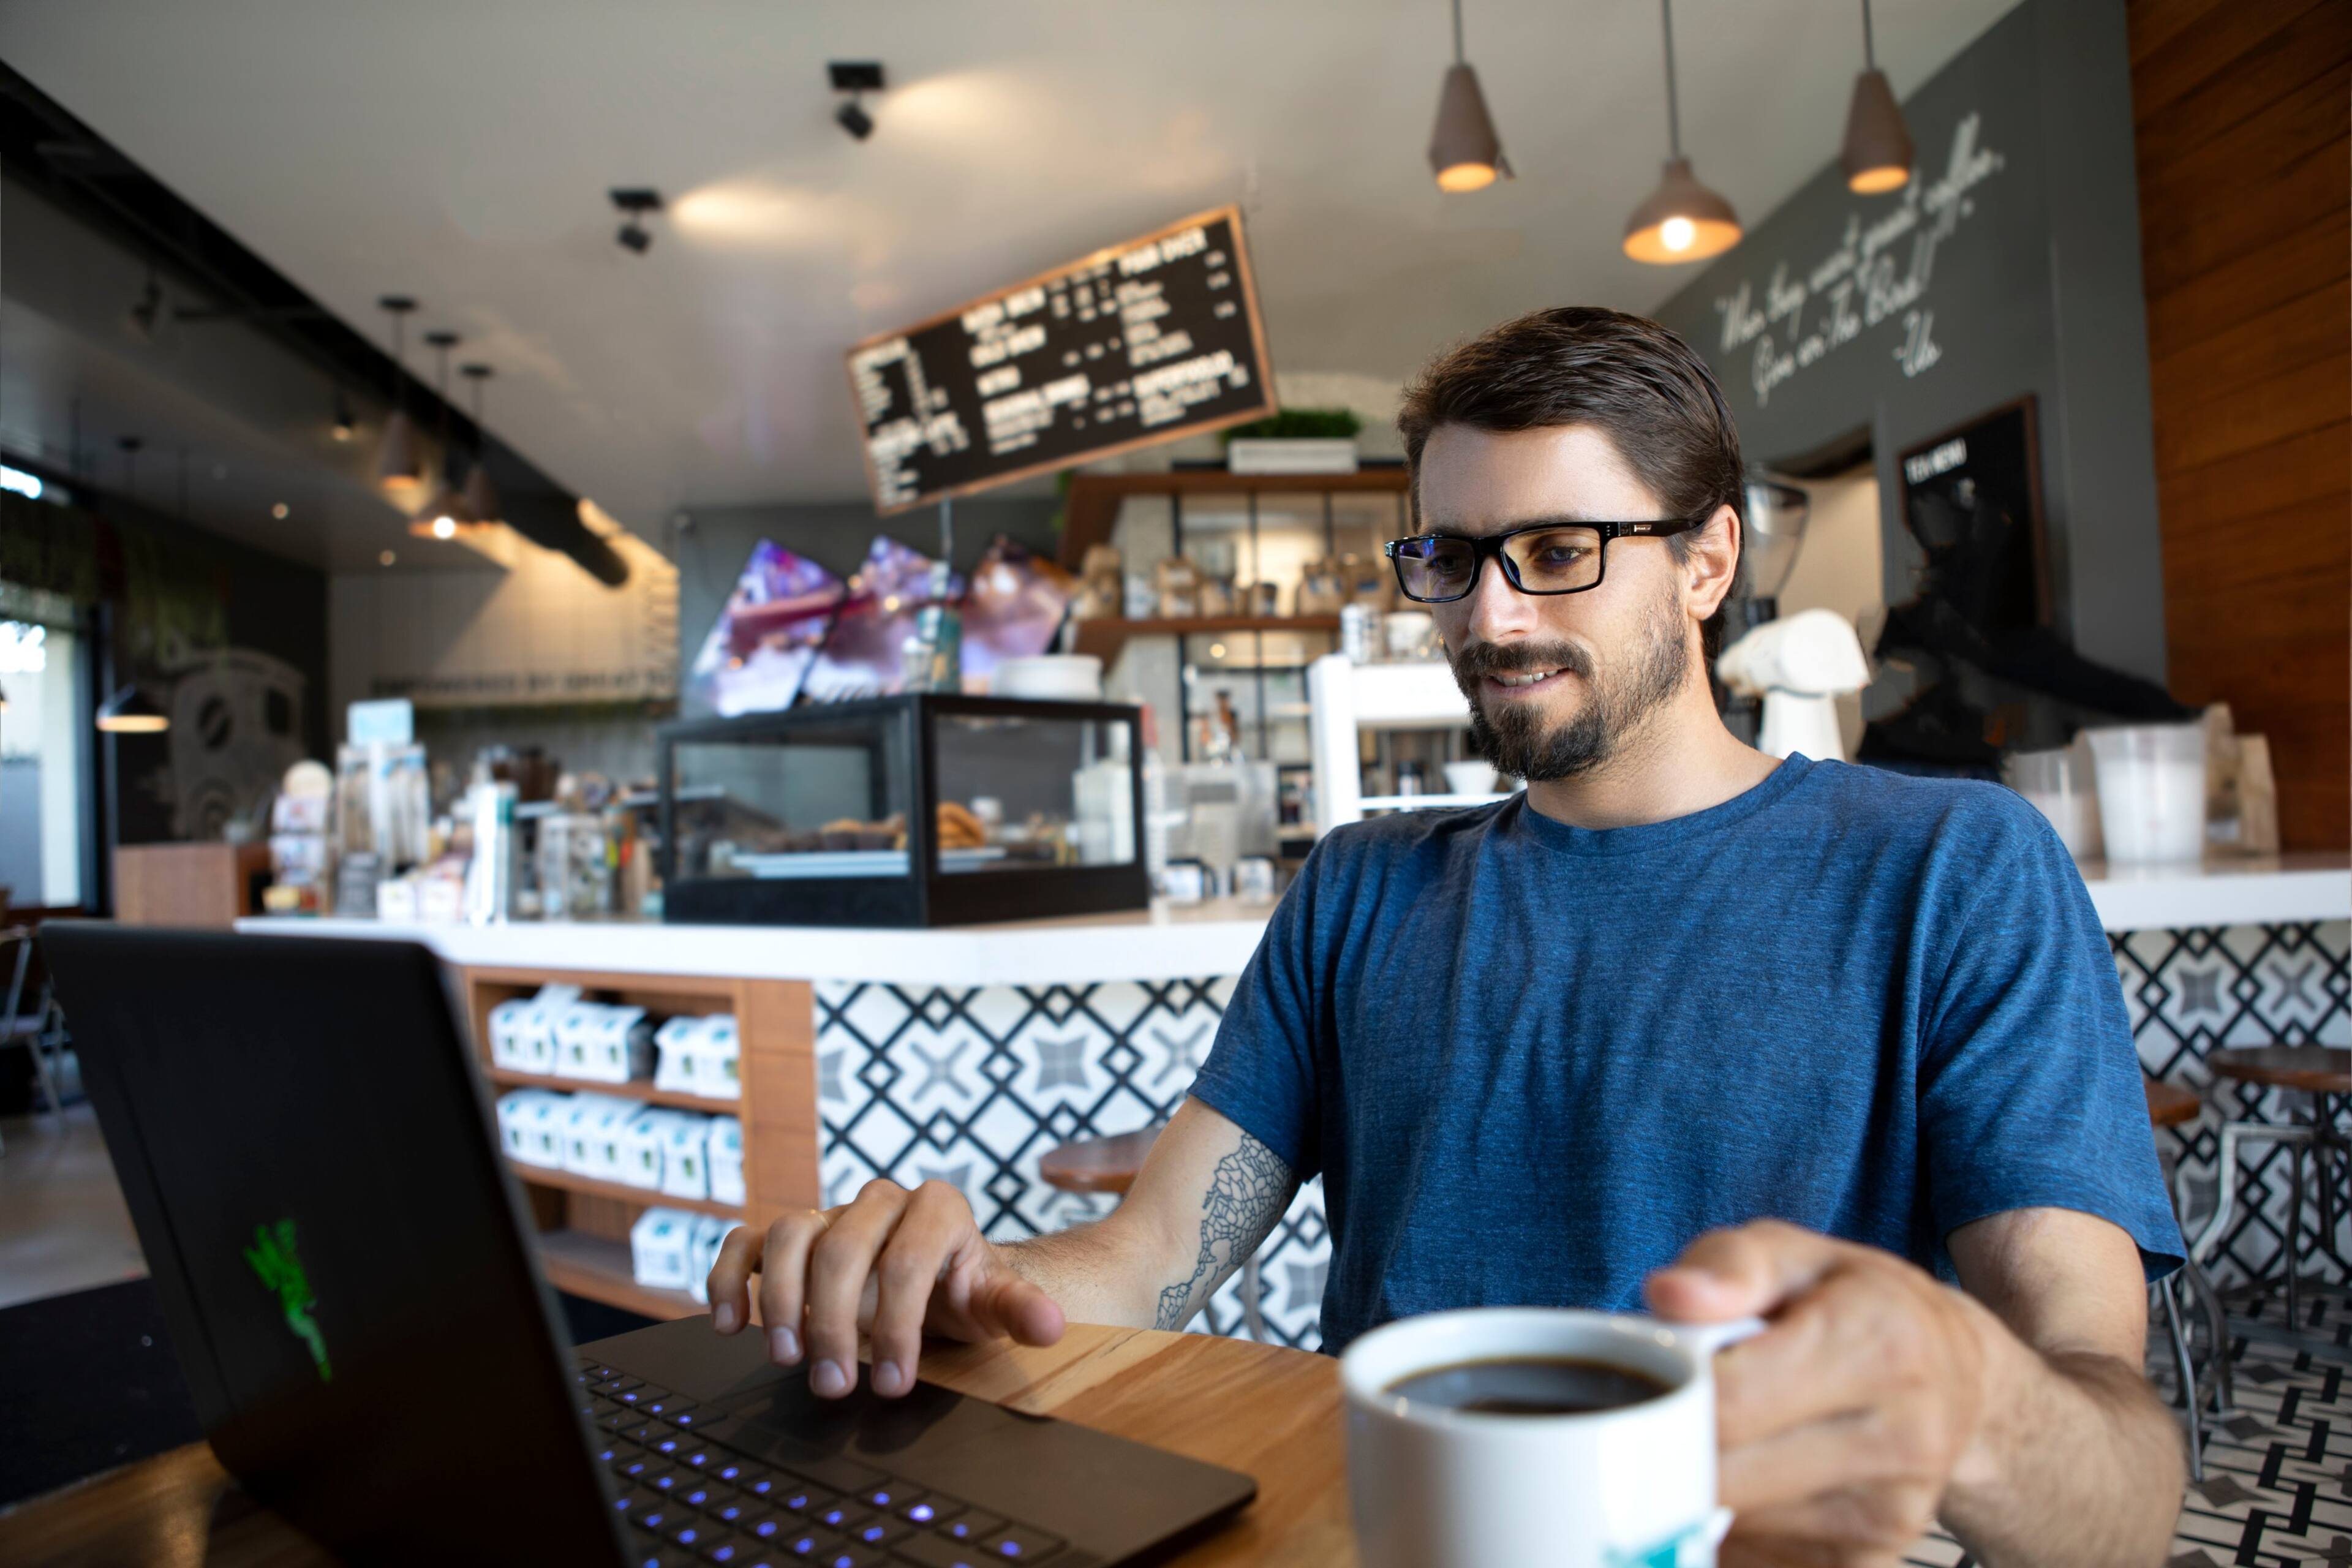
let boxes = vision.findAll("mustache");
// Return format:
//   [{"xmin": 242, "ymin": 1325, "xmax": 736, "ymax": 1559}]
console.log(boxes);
[{"xmin": 1449, "ymin": 640, "xmax": 1596, "ymax": 681}]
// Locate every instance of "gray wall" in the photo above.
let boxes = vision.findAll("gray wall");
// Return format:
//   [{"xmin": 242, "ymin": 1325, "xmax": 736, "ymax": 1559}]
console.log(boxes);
[
  {"xmin": 669, "ymin": 497, "xmax": 1062, "ymax": 715},
  {"xmin": 1648, "ymin": 0, "xmax": 2166, "ymax": 687}
]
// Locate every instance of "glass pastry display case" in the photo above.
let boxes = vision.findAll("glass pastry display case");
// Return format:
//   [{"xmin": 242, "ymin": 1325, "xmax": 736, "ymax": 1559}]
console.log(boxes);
[{"xmin": 657, "ymin": 695, "xmax": 1148, "ymax": 927}]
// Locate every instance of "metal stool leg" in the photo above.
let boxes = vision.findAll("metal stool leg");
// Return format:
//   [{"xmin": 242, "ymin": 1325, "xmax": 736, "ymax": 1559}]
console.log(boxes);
[
  {"xmin": 2158, "ymin": 1275, "xmax": 2203, "ymax": 1482},
  {"xmin": 2290, "ymin": 1139, "xmax": 2308, "ymax": 1327},
  {"xmin": 2181, "ymin": 1249, "xmax": 2235, "ymax": 1415},
  {"xmin": 2193, "ymin": 1123, "xmax": 2243, "ymax": 1267},
  {"xmin": 1240, "ymin": 1254, "xmax": 1266, "ymax": 1342}
]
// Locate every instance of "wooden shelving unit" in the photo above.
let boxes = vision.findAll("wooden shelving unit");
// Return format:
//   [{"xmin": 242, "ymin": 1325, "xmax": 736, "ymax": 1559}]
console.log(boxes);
[
  {"xmin": 508, "ymin": 1163, "xmax": 744, "ymax": 1220},
  {"xmin": 456, "ymin": 963, "xmax": 816, "ymax": 1321},
  {"xmin": 1069, "ymin": 614, "xmax": 1339, "ymax": 663},
  {"xmin": 540, "ymin": 1230, "xmax": 704, "ymax": 1321},
  {"xmin": 483, "ymin": 1065, "xmax": 735, "ymax": 1112},
  {"xmin": 1057, "ymin": 467, "xmax": 1411, "ymax": 568}
]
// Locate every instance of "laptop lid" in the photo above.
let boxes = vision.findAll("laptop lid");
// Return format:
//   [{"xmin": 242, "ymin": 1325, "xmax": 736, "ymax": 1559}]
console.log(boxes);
[{"xmin": 42, "ymin": 923, "xmax": 625, "ymax": 1566}]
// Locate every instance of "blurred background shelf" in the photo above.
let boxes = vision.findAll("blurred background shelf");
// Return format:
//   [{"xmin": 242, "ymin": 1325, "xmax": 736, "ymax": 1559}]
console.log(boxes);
[
  {"xmin": 1070, "ymin": 614, "xmax": 1340, "ymax": 663},
  {"xmin": 483, "ymin": 1065, "xmax": 736, "ymax": 1112},
  {"xmin": 510, "ymin": 1162, "xmax": 742, "ymax": 1219},
  {"xmin": 537, "ymin": 1229, "xmax": 704, "ymax": 1321}
]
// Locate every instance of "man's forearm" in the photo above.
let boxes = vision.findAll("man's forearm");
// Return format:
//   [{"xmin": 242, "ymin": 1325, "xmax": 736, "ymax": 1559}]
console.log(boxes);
[
  {"xmin": 1942, "ymin": 1336, "xmax": 2183, "ymax": 1567},
  {"xmin": 995, "ymin": 1216, "xmax": 1169, "ymax": 1330},
  {"xmin": 995, "ymin": 1121, "xmax": 1296, "ymax": 1333}
]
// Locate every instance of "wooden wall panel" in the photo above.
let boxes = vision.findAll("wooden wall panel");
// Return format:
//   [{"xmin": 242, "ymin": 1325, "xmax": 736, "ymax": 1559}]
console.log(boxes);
[
  {"xmin": 739, "ymin": 979, "xmax": 820, "ymax": 1229},
  {"xmin": 2130, "ymin": 0, "xmax": 2351, "ymax": 848}
]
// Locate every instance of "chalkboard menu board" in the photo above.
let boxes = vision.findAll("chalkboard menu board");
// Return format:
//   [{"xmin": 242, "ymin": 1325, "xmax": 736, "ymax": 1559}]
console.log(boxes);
[{"xmin": 846, "ymin": 205, "xmax": 1275, "ymax": 514}]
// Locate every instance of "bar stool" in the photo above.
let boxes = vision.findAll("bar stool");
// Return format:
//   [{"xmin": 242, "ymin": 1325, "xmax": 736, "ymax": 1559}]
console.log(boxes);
[
  {"xmin": 2148, "ymin": 1076, "xmax": 2230, "ymax": 1478},
  {"xmin": 2188, "ymin": 1046, "xmax": 2352, "ymax": 1328},
  {"xmin": 1038, "ymin": 1124, "xmax": 1268, "ymax": 1341}
]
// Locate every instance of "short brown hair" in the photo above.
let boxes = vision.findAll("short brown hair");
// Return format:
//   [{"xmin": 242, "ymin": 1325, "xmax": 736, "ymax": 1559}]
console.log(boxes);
[{"xmin": 1396, "ymin": 306, "xmax": 1746, "ymax": 659}]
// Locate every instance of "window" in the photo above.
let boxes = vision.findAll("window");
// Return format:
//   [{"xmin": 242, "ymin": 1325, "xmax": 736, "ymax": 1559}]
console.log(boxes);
[{"xmin": 0, "ymin": 601, "xmax": 89, "ymax": 908}]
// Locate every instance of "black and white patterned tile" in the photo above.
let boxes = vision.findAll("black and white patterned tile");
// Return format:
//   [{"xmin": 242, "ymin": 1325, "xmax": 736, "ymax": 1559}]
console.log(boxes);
[
  {"xmin": 2120, "ymin": 922, "xmax": 2352, "ymax": 1288},
  {"xmin": 814, "ymin": 976, "xmax": 1332, "ymax": 1349}
]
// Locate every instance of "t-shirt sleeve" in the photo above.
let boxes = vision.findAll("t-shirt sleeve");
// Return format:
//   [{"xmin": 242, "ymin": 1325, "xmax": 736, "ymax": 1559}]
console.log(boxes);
[
  {"xmin": 1185, "ymin": 842, "xmax": 1329, "ymax": 1179},
  {"xmin": 1917, "ymin": 797, "xmax": 2185, "ymax": 1281}
]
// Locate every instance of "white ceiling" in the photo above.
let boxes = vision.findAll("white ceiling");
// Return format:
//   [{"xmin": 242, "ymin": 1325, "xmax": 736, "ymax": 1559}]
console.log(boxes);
[{"xmin": 0, "ymin": 0, "xmax": 2018, "ymax": 539}]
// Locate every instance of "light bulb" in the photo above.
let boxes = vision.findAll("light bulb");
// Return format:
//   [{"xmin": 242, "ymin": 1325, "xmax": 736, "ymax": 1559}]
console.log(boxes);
[
  {"xmin": 432, "ymin": 515, "xmax": 458, "ymax": 540},
  {"xmin": 1661, "ymin": 216, "xmax": 1696, "ymax": 253},
  {"xmin": 1436, "ymin": 162, "xmax": 1497, "ymax": 194}
]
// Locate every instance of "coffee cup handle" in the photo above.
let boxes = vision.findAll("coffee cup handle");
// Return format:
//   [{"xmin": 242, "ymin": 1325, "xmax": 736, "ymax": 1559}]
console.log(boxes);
[
  {"xmin": 1681, "ymin": 1317, "xmax": 1766, "ymax": 1557},
  {"xmin": 1677, "ymin": 1314, "xmax": 1767, "ymax": 1359}
]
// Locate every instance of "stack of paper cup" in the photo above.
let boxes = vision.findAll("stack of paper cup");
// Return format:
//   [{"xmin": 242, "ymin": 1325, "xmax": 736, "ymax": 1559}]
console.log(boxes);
[{"xmin": 2084, "ymin": 723, "xmax": 2206, "ymax": 863}]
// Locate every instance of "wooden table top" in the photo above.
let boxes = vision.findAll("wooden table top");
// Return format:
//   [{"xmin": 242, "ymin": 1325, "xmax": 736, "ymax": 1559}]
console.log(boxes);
[
  {"xmin": 0, "ymin": 1324, "xmax": 1352, "ymax": 1568},
  {"xmin": 2207, "ymin": 1046, "xmax": 2352, "ymax": 1095},
  {"xmin": 2146, "ymin": 1077, "xmax": 2203, "ymax": 1129},
  {"xmin": 1037, "ymin": 1126, "xmax": 1164, "ymax": 1196}
]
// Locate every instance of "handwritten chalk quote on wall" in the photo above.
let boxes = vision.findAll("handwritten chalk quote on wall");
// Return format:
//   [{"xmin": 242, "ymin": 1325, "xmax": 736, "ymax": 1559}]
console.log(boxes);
[{"xmin": 1714, "ymin": 113, "xmax": 2005, "ymax": 407}]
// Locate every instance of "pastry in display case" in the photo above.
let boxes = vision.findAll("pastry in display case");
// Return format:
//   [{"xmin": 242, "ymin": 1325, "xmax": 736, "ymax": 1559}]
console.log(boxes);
[{"xmin": 657, "ymin": 694, "xmax": 1148, "ymax": 927}]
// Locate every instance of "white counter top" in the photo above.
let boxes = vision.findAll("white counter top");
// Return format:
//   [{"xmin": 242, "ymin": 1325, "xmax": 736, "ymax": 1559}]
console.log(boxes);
[
  {"xmin": 235, "ymin": 899, "xmax": 1279, "ymax": 986},
  {"xmin": 235, "ymin": 855, "xmax": 2349, "ymax": 986}
]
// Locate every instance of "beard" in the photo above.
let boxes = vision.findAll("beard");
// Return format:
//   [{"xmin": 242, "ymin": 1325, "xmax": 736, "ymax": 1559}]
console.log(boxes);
[{"xmin": 1450, "ymin": 586, "xmax": 1691, "ymax": 782}]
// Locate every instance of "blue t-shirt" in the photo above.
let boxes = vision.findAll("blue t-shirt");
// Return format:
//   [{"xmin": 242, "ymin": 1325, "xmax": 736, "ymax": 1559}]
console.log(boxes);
[{"xmin": 1189, "ymin": 755, "xmax": 2182, "ymax": 1352}]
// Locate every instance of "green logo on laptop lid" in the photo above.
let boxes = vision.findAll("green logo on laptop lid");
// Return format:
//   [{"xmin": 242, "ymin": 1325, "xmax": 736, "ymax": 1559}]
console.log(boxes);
[{"xmin": 243, "ymin": 1218, "xmax": 331, "ymax": 1383}]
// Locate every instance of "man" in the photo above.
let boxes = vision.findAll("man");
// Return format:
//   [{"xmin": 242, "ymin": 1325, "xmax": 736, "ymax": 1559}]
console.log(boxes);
[{"xmin": 710, "ymin": 308, "xmax": 2187, "ymax": 1564}]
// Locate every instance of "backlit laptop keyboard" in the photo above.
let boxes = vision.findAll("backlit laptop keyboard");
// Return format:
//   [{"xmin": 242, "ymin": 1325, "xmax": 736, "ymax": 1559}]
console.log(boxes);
[{"xmin": 576, "ymin": 1354, "xmax": 1068, "ymax": 1568}]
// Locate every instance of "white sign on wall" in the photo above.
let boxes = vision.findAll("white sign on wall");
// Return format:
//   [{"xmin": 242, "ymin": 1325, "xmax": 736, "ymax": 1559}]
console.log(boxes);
[{"xmin": 1713, "ymin": 113, "xmax": 2006, "ymax": 407}]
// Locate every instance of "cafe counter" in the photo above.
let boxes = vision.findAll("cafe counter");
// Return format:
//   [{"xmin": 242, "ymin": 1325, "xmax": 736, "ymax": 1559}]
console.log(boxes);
[{"xmin": 237, "ymin": 853, "xmax": 2349, "ymax": 1341}]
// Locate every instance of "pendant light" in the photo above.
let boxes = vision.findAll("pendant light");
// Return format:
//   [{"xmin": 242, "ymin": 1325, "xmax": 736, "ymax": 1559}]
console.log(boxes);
[
  {"xmin": 96, "ymin": 681, "xmax": 170, "ymax": 733},
  {"xmin": 375, "ymin": 296, "xmax": 422, "ymax": 486},
  {"xmin": 417, "ymin": 330, "xmax": 473, "ymax": 538},
  {"xmin": 1623, "ymin": 0, "xmax": 1741, "ymax": 265},
  {"xmin": 1427, "ymin": 0, "xmax": 1510, "ymax": 193},
  {"xmin": 459, "ymin": 363, "xmax": 502, "ymax": 527},
  {"xmin": 1841, "ymin": 0, "xmax": 1914, "ymax": 194}
]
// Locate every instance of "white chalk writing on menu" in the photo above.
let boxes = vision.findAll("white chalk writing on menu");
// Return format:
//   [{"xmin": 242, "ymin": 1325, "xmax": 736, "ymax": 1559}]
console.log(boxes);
[{"xmin": 1714, "ymin": 113, "xmax": 2004, "ymax": 406}]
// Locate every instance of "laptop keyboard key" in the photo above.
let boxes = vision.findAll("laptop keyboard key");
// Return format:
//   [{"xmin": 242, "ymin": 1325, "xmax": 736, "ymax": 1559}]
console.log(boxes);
[
  {"xmin": 680, "ymin": 1479, "xmax": 735, "ymax": 1512},
  {"xmin": 812, "ymin": 1502, "xmax": 871, "ymax": 1532},
  {"xmin": 778, "ymin": 1525, "xmax": 845, "ymax": 1558},
  {"xmin": 978, "ymin": 1527, "xmax": 1061, "ymax": 1561},
  {"xmin": 937, "ymin": 1512, "xmax": 1002, "ymax": 1544},
  {"xmin": 669, "ymin": 1517, "xmax": 720, "ymax": 1551},
  {"xmin": 849, "ymin": 1516, "xmax": 914, "ymax": 1550}
]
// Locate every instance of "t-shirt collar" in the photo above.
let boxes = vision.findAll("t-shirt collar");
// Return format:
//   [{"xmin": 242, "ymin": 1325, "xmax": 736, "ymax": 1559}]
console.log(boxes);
[{"xmin": 1504, "ymin": 753, "xmax": 1816, "ymax": 858}]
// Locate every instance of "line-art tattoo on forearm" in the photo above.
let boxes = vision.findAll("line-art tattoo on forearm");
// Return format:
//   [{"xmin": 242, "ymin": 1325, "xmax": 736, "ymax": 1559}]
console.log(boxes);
[{"xmin": 1155, "ymin": 1133, "xmax": 1292, "ymax": 1331}]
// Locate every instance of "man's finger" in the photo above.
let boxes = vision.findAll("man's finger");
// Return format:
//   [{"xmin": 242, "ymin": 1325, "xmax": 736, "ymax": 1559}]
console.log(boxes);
[
  {"xmin": 1724, "ymin": 1483, "xmax": 1937, "ymax": 1565},
  {"xmin": 967, "ymin": 1267, "xmax": 1067, "ymax": 1348},
  {"xmin": 866, "ymin": 1183, "xmax": 974, "ymax": 1397},
  {"xmin": 752, "ymin": 1212, "xmax": 829, "ymax": 1365},
  {"xmin": 804, "ymin": 1182, "xmax": 911, "ymax": 1398},
  {"xmin": 1647, "ymin": 1220, "xmax": 1854, "ymax": 1322},
  {"xmin": 707, "ymin": 1222, "xmax": 763, "ymax": 1335}
]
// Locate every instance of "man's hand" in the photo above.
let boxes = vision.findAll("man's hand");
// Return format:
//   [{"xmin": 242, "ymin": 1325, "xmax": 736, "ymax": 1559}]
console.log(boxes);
[
  {"xmin": 1647, "ymin": 1220, "xmax": 1996, "ymax": 1566},
  {"xmin": 706, "ymin": 1179, "xmax": 1066, "ymax": 1401}
]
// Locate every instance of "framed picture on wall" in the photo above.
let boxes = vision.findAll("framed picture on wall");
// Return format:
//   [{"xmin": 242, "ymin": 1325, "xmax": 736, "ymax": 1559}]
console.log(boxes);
[{"xmin": 1895, "ymin": 394, "xmax": 2052, "ymax": 632}]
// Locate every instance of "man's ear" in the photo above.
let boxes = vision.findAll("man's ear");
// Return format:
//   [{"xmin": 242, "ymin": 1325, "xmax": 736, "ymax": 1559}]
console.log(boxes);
[{"xmin": 1683, "ymin": 503, "xmax": 1741, "ymax": 622}]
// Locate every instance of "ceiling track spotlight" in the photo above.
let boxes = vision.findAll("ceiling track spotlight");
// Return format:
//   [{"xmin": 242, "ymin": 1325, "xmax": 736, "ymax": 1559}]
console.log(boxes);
[
  {"xmin": 1427, "ymin": 0, "xmax": 1510, "ymax": 192},
  {"xmin": 1842, "ymin": 0, "xmax": 1915, "ymax": 194},
  {"xmin": 830, "ymin": 61, "xmax": 884, "ymax": 141},
  {"xmin": 375, "ymin": 296, "xmax": 423, "ymax": 486},
  {"xmin": 1623, "ymin": 0, "xmax": 1742, "ymax": 265},
  {"xmin": 611, "ymin": 188, "xmax": 663, "ymax": 254}
]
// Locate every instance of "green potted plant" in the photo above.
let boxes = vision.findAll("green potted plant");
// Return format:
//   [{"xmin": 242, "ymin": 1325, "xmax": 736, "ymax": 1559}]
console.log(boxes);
[{"xmin": 1223, "ymin": 408, "xmax": 1363, "ymax": 474}]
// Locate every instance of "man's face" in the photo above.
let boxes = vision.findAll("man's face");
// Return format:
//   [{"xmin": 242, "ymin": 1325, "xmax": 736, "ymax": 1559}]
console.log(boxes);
[{"xmin": 1415, "ymin": 423, "xmax": 1699, "ymax": 781}]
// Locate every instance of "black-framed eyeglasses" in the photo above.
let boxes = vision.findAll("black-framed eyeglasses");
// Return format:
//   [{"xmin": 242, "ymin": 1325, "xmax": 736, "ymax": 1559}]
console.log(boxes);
[{"xmin": 1382, "ymin": 518, "xmax": 1707, "ymax": 604}]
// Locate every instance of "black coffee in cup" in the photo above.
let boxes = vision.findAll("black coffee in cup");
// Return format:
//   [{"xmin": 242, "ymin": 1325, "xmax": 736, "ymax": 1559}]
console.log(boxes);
[{"xmin": 1384, "ymin": 1356, "xmax": 1670, "ymax": 1417}]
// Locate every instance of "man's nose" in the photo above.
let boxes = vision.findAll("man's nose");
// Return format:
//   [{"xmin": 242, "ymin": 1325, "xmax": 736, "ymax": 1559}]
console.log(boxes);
[{"xmin": 1461, "ymin": 552, "xmax": 1539, "ymax": 646}]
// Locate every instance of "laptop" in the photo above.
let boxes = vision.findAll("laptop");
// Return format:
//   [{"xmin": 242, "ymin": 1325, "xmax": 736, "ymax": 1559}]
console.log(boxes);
[{"xmin": 41, "ymin": 923, "xmax": 1257, "ymax": 1567}]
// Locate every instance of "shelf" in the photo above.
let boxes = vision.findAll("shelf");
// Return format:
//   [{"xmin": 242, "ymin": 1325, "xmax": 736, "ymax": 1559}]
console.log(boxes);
[
  {"xmin": 1061, "ymin": 469, "xmax": 1410, "ymax": 568},
  {"xmin": 508, "ymin": 1159, "xmax": 744, "ymax": 1219},
  {"xmin": 484, "ymin": 1066, "xmax": 739, "ymax": 1112},
  {"xmin": 1070, "ymin": 614, "xmax": 1339, "ymax": 663},
  {"xmin": 538, "ymin": 1229, "xmax": 706, "ymax": 1321}
]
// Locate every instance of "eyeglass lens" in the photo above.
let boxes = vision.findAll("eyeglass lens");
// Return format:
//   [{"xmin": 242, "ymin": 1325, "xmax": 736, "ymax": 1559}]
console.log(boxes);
[{"xmin": 1396, "ymin": 526, "xmax": 1605, "ymax": 601}]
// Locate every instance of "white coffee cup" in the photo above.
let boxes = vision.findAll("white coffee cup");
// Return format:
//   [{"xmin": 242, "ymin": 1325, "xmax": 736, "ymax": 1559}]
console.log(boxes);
[{"xmin": 1340, "ymin": 1307, "xmax": 1762, "ymax": 1568}]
